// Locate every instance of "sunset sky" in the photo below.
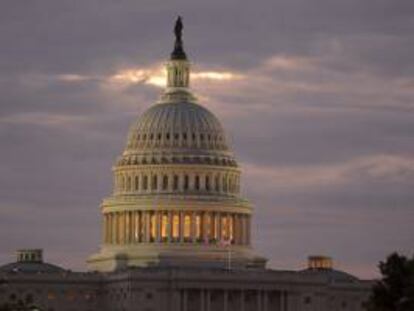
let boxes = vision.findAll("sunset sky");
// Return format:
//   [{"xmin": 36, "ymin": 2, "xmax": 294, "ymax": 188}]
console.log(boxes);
[{"xmin": 0, "ymin": 0, "xmax": 413, "ymax": 278}]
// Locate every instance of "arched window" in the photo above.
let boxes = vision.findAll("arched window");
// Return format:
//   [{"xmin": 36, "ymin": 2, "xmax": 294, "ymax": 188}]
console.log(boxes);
[
  {"xmin": 143, "ymin": 175, "xmax": 148, "ymax": 190},
  {"xmin": 127, "ymin": 176, "xmax": 131, "ymax": 191},
  {"xmin": 173, "ymin": 175, "xmax": 179, "ymax": 190},
  {"xmin": 205, "ymin": 176, "xmax": 210, "ymax": 191},
  {"xmin": 135, "ymin": 176, "xmax": 139, "ymax": 190},
  {"xmin": 184, "ymin": 175, "xmax": 189, "ymax": 190},
  {"xmin": 215, "ymin": 175, "xmax": 220, "ymax": 192},
  {"xmin": 195, "ymin": 175, "xmax": 200, "ymax": 191},
  {"xmin": 152, "ymin": 175, "xmax": 158, "ymax": 190},
  {"xmin": 162, "ymin": 175, "xmax": 168, "ymax": 190},
  {"xmin": 204, "ymin": 213, "xmax": 212, "ymax": 240},
  {"xmin": 120, "ymin": 175, "xmax": 125, "ymax": 191}
]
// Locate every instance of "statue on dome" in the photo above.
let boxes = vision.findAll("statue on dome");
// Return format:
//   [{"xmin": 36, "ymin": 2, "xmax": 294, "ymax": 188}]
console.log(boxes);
[
  {"xmin": 174, "ymin": 16, "xmax": 183, "ymax": 42},
  {"xmin": 171, "ymin": 16, "xmax": 187, "ymax": 60}
]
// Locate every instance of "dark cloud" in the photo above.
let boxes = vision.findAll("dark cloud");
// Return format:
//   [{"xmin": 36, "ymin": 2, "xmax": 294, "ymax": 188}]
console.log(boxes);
[{"xmin": 0, "ymin": 0, "xmax": 413, "ymax": 278}]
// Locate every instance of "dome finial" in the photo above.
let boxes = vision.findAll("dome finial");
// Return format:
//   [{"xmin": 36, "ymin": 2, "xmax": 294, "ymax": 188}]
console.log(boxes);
[{"xmin": 171, "ymin": 16, "xmax": 187, "ymax": 60}]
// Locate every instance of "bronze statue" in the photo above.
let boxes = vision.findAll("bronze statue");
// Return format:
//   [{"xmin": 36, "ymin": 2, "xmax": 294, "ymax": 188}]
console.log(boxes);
[
  {"xmin": 174, "ymin": 16, "xmax": 183, "ymax": 42},
  {"xmin": 171, "ymin": 16, "xmax": 187, "ymax": 60}
]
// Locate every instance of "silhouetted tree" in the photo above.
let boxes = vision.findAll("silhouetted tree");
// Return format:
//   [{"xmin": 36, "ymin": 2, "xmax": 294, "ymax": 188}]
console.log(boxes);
[{"xmin": 368, "ymin": 252, "xmax": 414, "ymax": 311}]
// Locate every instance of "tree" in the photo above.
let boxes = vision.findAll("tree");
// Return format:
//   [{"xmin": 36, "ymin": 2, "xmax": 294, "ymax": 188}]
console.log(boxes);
[{"xmin": 368, "ymin": 252, "xmax": 414, "ymax": 311}]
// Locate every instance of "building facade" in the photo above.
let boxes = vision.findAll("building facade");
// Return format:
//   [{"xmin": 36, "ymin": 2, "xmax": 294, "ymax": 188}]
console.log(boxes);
[{"xmin": 0, "ymin": 18, "xmax": 372, "ymax": 311}]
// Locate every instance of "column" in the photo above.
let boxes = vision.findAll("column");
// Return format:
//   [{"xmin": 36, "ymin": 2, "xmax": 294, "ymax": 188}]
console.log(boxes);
[
  {"xmin": 240, "ymin": 290, "xmax": 245, "ymax": 311},
  {"xmin": 191, "ymin": 212, "xmax": 197, "ymax": 243},
  {"xmin": 105, "ymin": 213, "xmax": 112, "ymax": 244},
  {"xmin": 182, "ymin": 290, "xmax": 188, "ymax": 311},
  {"xmin": 112, "ymin": 213, "xmax": 118, "ymax": 244},
  {"xmin": 263, "ymin": 291, "xmax": 268, "ymax": 311},
  {"xmin": 257, "ymin": 290, "xmax": 262, "ymax": 311},
  {"xmin": 168, "ymin": 211, "xmax": 173, "ymax": 242},
  {"xmin": 280, "ymin": 290, "xmax": 285, "ymax": 311},
  {"xmin": 217, "ymin": 213, "xmax": 222, "ymax": 241},
  {"xmin": 206, "ymin": 290, "xmax": 211, "ymax": 311},
  {"xmin": 223, "ymin": 290, "xmax": 228, "ymax": 311},
  {"xmin": 156, "ymin": 211, "xmax": 162, "ymax": 242},
  {"xmin": 179, "ymin": 211, "xmax": 184, "ymax": 243},
  {"xmin": 125, "ymin": 211, "xmax": 130, "ymax": 244},
  {"xmin": 200, "ymin": 290, "xmax": 205, "ymax": 311},
  {"xmin": 246, "ymin": 215, "xmax": 251, "ymax": 245},
  {"xmin": 145, "ymin": 212, "xmax": 151, "ymax": 242}
]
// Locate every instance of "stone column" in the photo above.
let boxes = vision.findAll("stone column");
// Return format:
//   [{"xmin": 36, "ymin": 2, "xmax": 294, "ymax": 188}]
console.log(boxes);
[
  {"xmin": 200, "ymin": 290, "xmax": 205, "ymax": 311},
  {"xmin": 206, "ymin": 290, "xmax": 211, "ymax": 311},
  {"xmin": 263, "ymin": 291, "xmax": 268, "ymax": 311},
  {"xmin": 256, "ymin": 290, "xmax": 262, "ymax": 311},
  {"xmin": 156, "ymin": 211, "xmax": 162, "ymax": 242},
  {"xmin": 191, "ymin": 212, "xmax": 197, "ymax": 243},
  {"xmin": 246, "ymin": 215, "xmax": 251, "ymax": 245},
  {"xmin": 223, "ymin": 290, "xmax": 228, "ymax": 311},
  {"xmin": 240, "ymin": 290, "xmax": 245, "ymax": 311},
  {"xmin": 125, "ymin": 212, "xmax": 130, "ymax": 244},
  {"xmin": 182, "ymin": 290, "xmax": 188, "ymax": 311},
  {"xmin": 179, "ymin": 211, "xmax": 184, "ymax": 243},
  {"xmin": 145, "ymin": 212, "xmax": 151, "ymax": 242},
  {"xmin": 217, "ymin": 212, "xmax": 222, "ymax": 241},
  {"xmin": 280, "ymin": 290, "xmax": 285, "ymax": 311},
  {"xmin": 168, "ymin": 211, "xmax": 173, "ymax": 242}
]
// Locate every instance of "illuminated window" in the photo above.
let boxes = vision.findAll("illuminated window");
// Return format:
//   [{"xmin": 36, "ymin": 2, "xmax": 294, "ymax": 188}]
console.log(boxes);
[
  {"xmin": 205, "ymin": 213, "xmax": 211, "ymax": 239},
  {"xmin": 172, "ymin": 213, "xmax": 180, "ymax": 239},
  {"xmin": 134, "ymin": 212, "xmax": 140, "ymax": 242},
  {"xmin": 47, "ymin": 291, "xmax": 56, "ymax": 300},
  {"xmin": 161, "ymin": 213, "xmax": 169, "ymax": 239},
  {"xmin": 212, "ymin": 214, "xmax": 218, "ymax": 239},
  {"xmin": 195, "ymin": 214, "xmax": 201, "ymax": 239},
  {"xmin": 140, "ymin": 212, "xmax": 145, "ymax": 241},
  {"xmin": 221, "ymin": 215, "xmax": 228, "ymax": 240},
  {"xmin": 162, "ymin": 175, "xmax": 168, "ymax": 190},
  {"xmin": 150, "ymin": 213, "xmax": 157, "ymax": 240},
  {"xmin": 228, "ymin": 215, "xmax": 233, "ymax": 241},
  {"xmin": 184, "ymin": 214, "xmax": 191, "ymax": 239}
]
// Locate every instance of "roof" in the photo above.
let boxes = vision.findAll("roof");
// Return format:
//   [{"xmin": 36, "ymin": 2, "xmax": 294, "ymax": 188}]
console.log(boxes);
[
  {"xmin": 0, "ymin": 261, "xmax": 65, "ymax": 274},
  {"xmin": 299, "ymin": 268, "xmax": 360, "ymax": 283}
]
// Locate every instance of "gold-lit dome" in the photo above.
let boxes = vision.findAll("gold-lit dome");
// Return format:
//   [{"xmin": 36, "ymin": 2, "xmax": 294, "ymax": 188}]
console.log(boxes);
[{"xmin": 87, "ymin": 18, "xmax": 265, "ymax": 271}]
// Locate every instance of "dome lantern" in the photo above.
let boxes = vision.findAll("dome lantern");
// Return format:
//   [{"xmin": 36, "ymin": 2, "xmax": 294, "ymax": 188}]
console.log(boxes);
[{"xmin": 166, "ymin": 16, "xmax": 190, "ymax": 89}]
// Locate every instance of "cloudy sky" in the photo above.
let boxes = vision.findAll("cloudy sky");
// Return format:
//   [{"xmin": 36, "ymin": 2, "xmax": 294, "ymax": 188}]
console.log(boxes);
[{"xmin": 0, "ymin": 0, "xmax": 413, "ymax": 278}]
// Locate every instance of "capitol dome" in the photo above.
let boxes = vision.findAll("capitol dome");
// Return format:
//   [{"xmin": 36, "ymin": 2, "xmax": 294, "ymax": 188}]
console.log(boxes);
[
  {"xmin": 87, "ymin": 17, "xmax": 265, "ymax": 272},
  {"xmin": 126, "ymin": 101, "xmax": 227, "ymax": 152}
]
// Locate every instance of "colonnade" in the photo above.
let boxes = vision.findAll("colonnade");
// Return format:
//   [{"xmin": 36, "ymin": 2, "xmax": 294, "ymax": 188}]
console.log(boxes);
[
  {"xmin": 178, "ymin": 289, "xmax": 290, "ymax": 311},
  {"xmin": 128, "ymin": 130, "xmax": 227, "ymax": 150},
  {"xmin": 103, "ymin": 211, "xmax": 251, "ymax": 245},
  {"xmin": 114, "ymin": 171, "xmax": 240, "ymax": 195}
]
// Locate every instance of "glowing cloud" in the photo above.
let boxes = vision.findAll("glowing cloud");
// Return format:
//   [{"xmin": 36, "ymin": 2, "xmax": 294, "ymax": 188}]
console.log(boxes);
[{"xmin": 109, "ymin": 65, "xmax": 243, "ymax": 88}]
